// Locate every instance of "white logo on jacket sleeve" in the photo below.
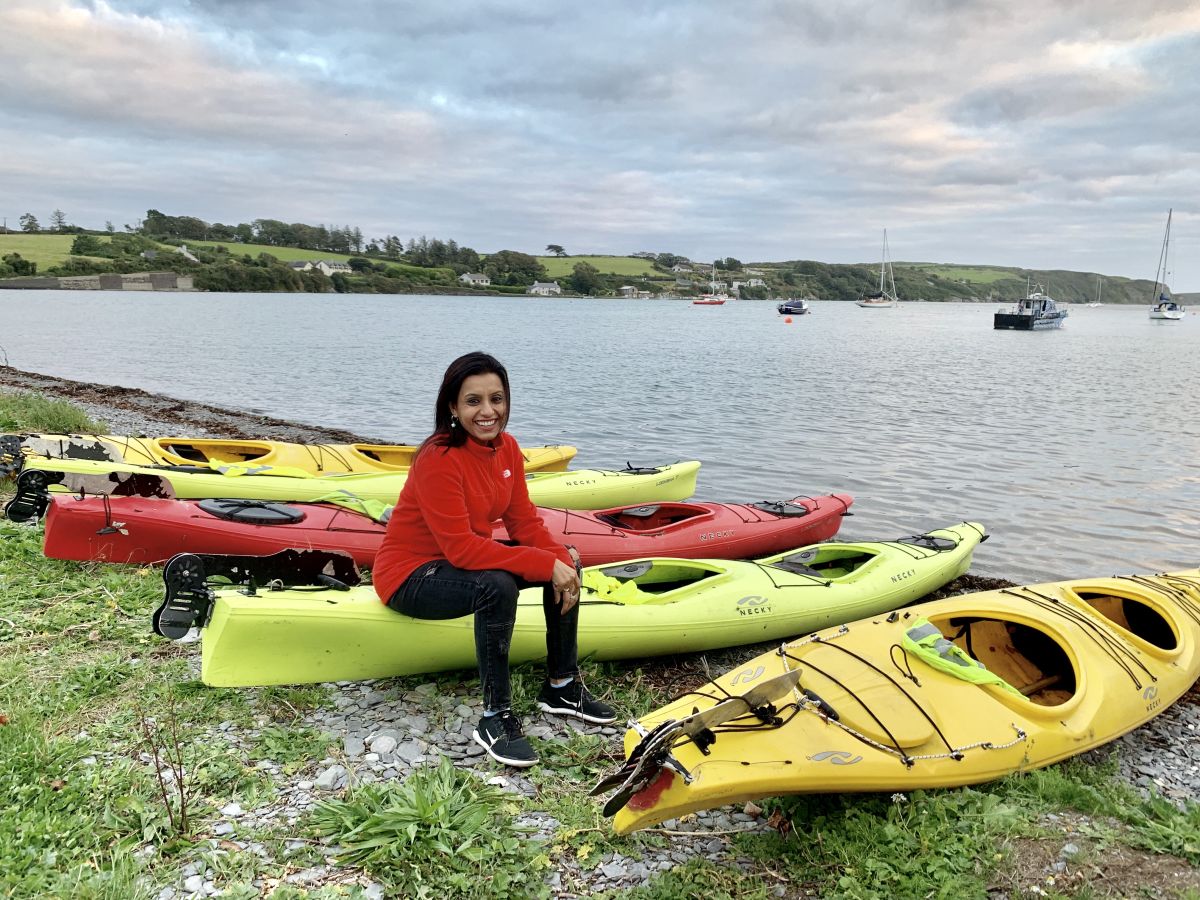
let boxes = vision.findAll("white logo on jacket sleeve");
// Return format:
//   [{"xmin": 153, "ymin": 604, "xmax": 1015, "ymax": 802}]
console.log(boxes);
[{"xmin": 502, "ymin": 469, "xmax": 512, "ymax": 478}]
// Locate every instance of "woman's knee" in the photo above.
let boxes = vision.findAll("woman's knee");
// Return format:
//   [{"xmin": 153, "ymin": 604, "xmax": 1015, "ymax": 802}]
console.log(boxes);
[{"xmin": 474, "ymin": 570, "xmax": 519, "ymax": 617}]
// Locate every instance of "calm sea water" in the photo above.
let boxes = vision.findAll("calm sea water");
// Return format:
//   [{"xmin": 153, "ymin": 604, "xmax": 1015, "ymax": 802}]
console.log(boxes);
[{"xmin": 2, "ymin": 291, "xmax": 1197, "ymax": 583}]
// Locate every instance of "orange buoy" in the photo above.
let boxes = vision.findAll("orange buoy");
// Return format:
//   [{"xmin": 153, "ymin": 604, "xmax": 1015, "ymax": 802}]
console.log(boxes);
[{"xmin": 785, "ymin": 316, "xmax": 792, "ymax": 323}]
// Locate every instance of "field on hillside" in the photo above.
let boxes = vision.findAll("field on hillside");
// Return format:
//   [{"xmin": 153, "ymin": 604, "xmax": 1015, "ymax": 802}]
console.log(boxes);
[
  {"xmin": 185, "ymin": 240, "xmax": 355, "ymax": 263},
  {"xmin": 536, "ymin": 255, "xmax": 661, "ymax": 278},
  {"xmin": 902, "ymin": 264, "xmax": 1020, "ymax": 285},
  {"xmin": 0, "ymin": 234, "xmax": 116, "ymax": 268}
]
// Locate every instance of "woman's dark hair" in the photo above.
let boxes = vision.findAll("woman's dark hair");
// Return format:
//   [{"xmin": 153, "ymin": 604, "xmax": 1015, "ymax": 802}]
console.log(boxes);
[{"xmin": 423, "ymin": 351, "xmax": 511, "ymax": 451}]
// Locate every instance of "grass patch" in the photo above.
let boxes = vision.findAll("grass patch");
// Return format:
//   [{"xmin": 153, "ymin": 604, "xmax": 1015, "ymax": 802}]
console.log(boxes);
[
  {"xmin": 1004, "ymin": 757, "xmax": 1200, "ymax": 863},
  {"xmin": 536, "ymin": 255, "xmax": 661, "ymax": 278},
  {"xmin": 727, "ymin": 754, "xmax": 1200, "ymax": 898},
  {"xmin": 0, "ymin": 390, "xmax": 106, "ymax": 433},
  {"xmin": 185, "ymin": 239, "xmax": 355, "ymax": 263},
  {"xmin": 902, "ymin": 264, "xmax": 1022, "ymax": 285},
  {"xmin": 311, "ymin": 756, "xmax": 550, "ymax": 898},
  {"xmin": 599, "ymin": 858, "xmax": 773, "ymax": 899},
  {"xmin": 250, "ymin": 724, "xmax": 335, "ymax": 773},
  {"xmin": 0, "ymin": 518, "xmax": 276, "ymax": 894},
  {"xmin": 0, "ymin": 234, "xmax": 123, "ymax": 270},
  {"xmin": 738, "ymin": 788, "xmax": 1028, "ymax": 898}
]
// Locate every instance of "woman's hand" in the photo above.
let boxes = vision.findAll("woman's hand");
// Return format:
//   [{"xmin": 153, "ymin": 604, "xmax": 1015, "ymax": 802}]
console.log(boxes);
[{"xmin": 551, "ymin": 558, "xmax": 580, "ymax": 615}]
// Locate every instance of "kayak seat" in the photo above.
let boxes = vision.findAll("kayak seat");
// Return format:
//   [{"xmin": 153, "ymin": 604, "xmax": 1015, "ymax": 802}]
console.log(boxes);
[
  {"xmin": 768, "ymin": 548, "xmax": 825, "ymax": 578},
  {"xmin": 199, "ymin": 498, "xmax": 307, "ymax": 525},
  {"xmin": 750, "ymin": 500, "xmax": 811, "ymax": 518},
  {"xmin": 597, "ymin": 506, "xmax": 697, "ymax": 532},
  {"xmin": 770, "ymin": 560, "xmax": 823, "ymax": 577}
]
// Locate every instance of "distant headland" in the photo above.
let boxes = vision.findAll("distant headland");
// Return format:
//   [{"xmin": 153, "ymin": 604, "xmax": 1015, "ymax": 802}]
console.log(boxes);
[{"xmin": 0, "ymin": 208, "xmax": 1175, "ymax": 303}]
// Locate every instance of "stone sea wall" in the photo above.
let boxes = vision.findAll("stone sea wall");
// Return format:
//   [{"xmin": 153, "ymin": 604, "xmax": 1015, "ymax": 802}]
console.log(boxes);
[{"xmin": 0, "ymin": 271, "xmax": 195, "ymax": 291}]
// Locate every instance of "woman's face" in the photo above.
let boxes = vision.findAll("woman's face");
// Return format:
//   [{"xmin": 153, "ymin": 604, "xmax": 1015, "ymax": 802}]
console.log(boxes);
[{"xmin": 451, "ymin": 372, "xmax": 508, "ymax": 444}]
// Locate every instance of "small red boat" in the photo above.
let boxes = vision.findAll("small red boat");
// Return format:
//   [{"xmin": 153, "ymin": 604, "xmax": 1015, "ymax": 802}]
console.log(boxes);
[{"xmin": 42, "ymin": 493, "xmax": 854, "ymax": 567}]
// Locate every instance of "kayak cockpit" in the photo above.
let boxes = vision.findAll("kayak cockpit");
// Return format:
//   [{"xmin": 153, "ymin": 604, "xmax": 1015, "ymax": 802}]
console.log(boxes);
[
  {"xmin": 582, "ymin": 559, "xmax": 730, "ymax": 605},
  {"xmin": 765, "ymin": 546, "xmax": 878, "ymax": 579},
  {"xmin": 1072, "ymin": 589, "xmax": 1178, "ymax": 651},
  {"xmin": 596, "ymin": 503, "xmax": 709, "ymax": 532},
  {"xmin": 159, "ymin": 440, "xmax": 276, "ymax": 465},
  {"xmin": 932, "ymin": 616, "xmax": 1077, "ymax": 707}
]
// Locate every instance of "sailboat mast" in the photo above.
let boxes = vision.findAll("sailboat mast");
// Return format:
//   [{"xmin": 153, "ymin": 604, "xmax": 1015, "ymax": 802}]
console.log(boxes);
[
  {"xmin": 1152, "ymin": 209, "xmax": 1172, "ymax": 301},
  {"xmin": 879, "ymin": 230, "xmax": 886, "ymax": 293}
]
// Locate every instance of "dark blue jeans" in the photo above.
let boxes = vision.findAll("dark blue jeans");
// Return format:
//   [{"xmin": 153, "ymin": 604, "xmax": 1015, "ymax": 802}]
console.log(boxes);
[{"xmin": 388, "ymin": 562, "xmax": 580, "ymax": 712}]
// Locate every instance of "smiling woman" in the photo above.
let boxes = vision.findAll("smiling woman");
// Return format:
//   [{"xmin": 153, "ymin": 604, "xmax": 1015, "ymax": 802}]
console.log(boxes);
[{"xmin": 371, "ymin": 350, "xmax": 617, "ymax": 768}]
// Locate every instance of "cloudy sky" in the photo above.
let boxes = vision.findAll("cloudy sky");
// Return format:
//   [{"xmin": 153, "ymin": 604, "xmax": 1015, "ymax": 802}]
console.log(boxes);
[{"xmin": 2, "ymin": 0, "xmax": 1198, "ymax": 286}]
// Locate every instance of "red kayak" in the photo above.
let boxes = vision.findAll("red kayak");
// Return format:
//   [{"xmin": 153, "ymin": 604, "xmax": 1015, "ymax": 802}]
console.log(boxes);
[
  {"xmin": 41, "ymin": 493, "xmax": 853, "ymax": 567},
  {"xmin": 43, "ymin": 496, "xmax": 387, "ymax": 567},
  {"xmin": 494, "ymin": 495, "xmax": 854, "ymax": 563}
]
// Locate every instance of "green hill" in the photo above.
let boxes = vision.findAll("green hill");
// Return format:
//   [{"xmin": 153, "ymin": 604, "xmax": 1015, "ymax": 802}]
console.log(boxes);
[
  {"xmin": 755, "ymin": 259, "xmax": 1159, "ymax": 304},
  {"xmin": 0, "ymin": 234, "xmax": 1168, "ymax": 302}
]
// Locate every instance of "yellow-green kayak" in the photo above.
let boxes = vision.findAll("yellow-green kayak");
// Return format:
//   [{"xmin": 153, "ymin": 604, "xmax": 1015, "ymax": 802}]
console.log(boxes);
[
  {"xmin": 11, "ymin": 455, "xmax": 702, "ymax": 511},
  {"xmin": 154, "ymin": 522, "xmax": 985, "ymax": 687}
]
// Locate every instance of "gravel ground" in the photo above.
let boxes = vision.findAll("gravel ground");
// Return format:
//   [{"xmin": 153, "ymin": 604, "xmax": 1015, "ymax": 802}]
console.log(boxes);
[{"xmin": 5, "ymin": 365, "xmax": 1198, "ymax": 897}]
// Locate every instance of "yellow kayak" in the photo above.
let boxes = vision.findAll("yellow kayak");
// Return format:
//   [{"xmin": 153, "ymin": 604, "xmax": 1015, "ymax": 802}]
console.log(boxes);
[
  {"xmin": 597, "ymin": 569, "xmax": 1200, "ymax": 833},
  {"xmin": 3, "ymin": 433, "xmax": 576, "ymax": 474}
]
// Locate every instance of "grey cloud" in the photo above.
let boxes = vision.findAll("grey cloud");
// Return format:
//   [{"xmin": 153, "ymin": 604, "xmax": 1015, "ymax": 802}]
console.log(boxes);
[
  {"xmin": 952, "ymin": 72, "xmax": 1146, "ymax": 127},
  {"xmin": 4, "ymin": 0, "xmax": 1200, "ymax": 286}
]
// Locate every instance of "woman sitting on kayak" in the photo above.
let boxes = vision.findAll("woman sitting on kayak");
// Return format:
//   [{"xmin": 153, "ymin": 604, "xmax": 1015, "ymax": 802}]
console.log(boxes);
[{"xmin": 372, "ymin": 350, "xmax": 616, "ymax": 767}]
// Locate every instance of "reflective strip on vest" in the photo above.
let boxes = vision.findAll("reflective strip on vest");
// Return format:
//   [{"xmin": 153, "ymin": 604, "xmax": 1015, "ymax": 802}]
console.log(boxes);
[
  {"xmin": 902, "ymin": 618, "xmax": 1023, "ymax": 696},
  {"xmin": 312, "ymin": 490, "xmax": 392, "ymax": 523}
]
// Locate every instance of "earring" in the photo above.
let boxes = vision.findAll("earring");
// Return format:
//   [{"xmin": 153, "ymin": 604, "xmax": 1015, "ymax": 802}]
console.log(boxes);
[{"xmin": 450, "ymin": 415, "xmax": 459, "ymax": 428}]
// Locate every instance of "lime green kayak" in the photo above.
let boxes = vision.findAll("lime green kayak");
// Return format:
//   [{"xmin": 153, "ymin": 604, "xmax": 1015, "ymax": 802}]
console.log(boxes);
[
  {"xmin": 15, "ymin": 456, "xmax": 701, "ymax": 511},
  {"xmin": 166, "ymin": 522, "xmax": 986, "ymax": 687}
]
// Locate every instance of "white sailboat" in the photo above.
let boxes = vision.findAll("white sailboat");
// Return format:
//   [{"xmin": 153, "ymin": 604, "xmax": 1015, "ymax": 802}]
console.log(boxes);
[
  {"xmin": 1149, "ymin": 209, "xmax": 1185, "ymax": 320},
  {"xmin": 857, "ymin": 229, "xmax": 898, "ymax": 308},
  {"xmin": 694, "ymin": 260, "xmax": 730, "ymax": 305}
]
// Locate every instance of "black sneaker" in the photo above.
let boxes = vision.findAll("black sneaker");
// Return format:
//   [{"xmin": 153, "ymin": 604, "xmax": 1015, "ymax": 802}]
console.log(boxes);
[
  {"xmin": 472, "ymin": 711, "xmax": 538, "ymax": 768},
  {"xmin": 537, "ymin": 679, "xmax": 618, "ymax": 724}
]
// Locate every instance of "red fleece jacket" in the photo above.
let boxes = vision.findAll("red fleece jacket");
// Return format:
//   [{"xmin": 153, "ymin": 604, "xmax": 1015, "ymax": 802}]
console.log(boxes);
[{"xmin": 372, "ymin": 431, "xmax": 571, "ymax": 603}]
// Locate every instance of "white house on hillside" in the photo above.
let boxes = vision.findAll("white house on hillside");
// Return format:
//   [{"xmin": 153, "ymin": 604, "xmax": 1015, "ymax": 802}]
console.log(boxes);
[
  {"xmin": 286, "ymin": 260, "xmax": 352, "ymax": 276},
  {"xmin": 459, "ymin": 272, "xmax": 491, "ymax": 286}
]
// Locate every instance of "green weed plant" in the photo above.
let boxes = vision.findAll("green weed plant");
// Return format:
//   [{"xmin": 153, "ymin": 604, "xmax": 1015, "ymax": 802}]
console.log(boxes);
[
  {"xmin": 311, "ymin": 756, "xmax": 549, "ymax": 898},
  {"xmin": 252, "ymin": 723, "xmax": 335, "ymax": 772}
]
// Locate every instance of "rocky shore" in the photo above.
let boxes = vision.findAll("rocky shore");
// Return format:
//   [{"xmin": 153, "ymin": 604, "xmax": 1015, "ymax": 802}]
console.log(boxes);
[
  {"xmin": 3, "ymin": 365, "xmax": 1197, "ymax": 898},
  {"xmin": 0, "ymin": 364, "xmax": 379, "ymax": 443}
]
